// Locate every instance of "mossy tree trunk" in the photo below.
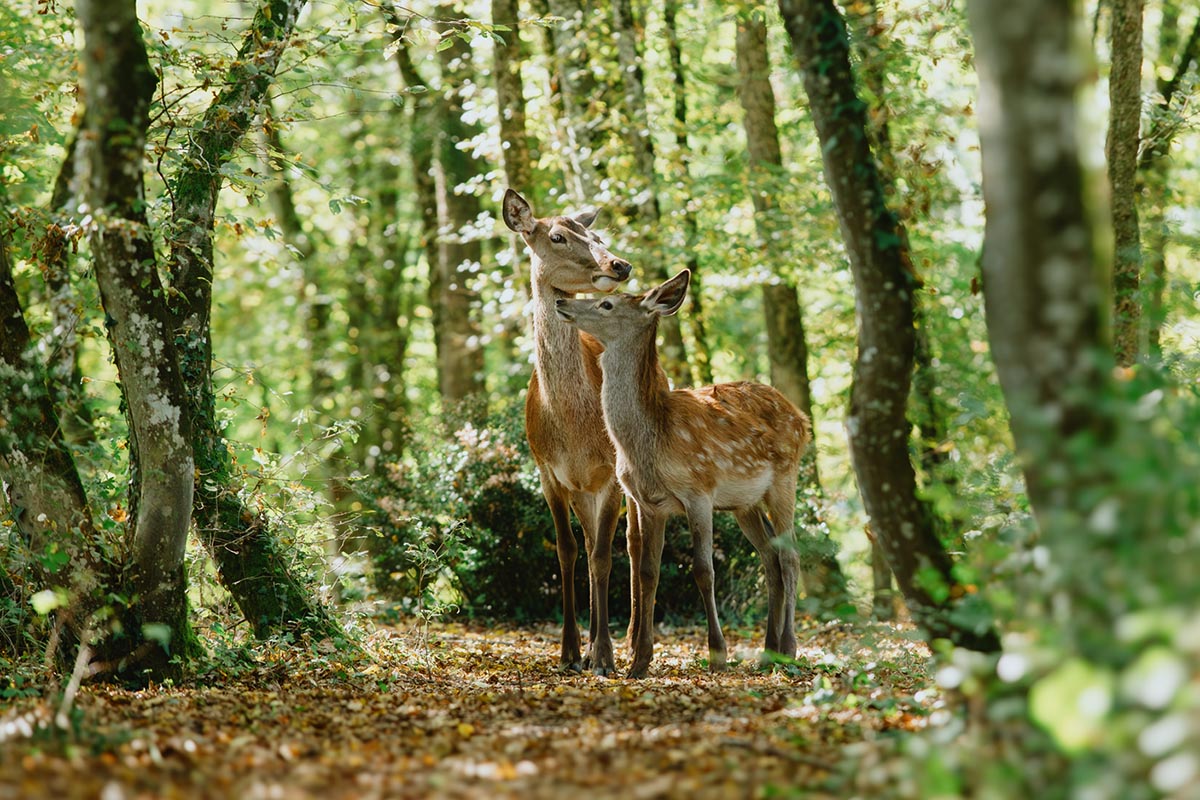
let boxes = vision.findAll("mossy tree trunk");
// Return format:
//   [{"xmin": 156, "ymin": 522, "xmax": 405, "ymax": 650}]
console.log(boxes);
[
  {"xmin": 385, "ymin": 13, "xmax": 442, "ymax": 382},
  {"xmin": 163, "ymin": 0, "xmax": 341, "ymax": 641},
  {"xmin": 664, "ymin": 0, "xmax": 714, "ymax": 386},
  {"xmin": 612, "ymin": 0, "xmax": 691, "ymax": 387},
  {"xmin": 78, "ymin": 0, "xmax": 197, "ymax": 681},
  {"xmin": 1107, "ymin": 0, "xmax": 1145, "ymax": 366},
  {"xmin": 843, "ymin": 0, "xmax": 963, "ymax": 606},
  {"xmin": 0, "ymin": 202, "xmax": 106, "ymax": 650},
  {"xmin": 543, "ymin": 0, "xmax": 608, "ymax": 200},
  {"xmin": 779, "ymin": 0, "xmax": 998, "ymax": 650},
  {"xmin": 432, "ymin": 4, "xmax": 487, "ymax": 411},
  {"xmin": 735, "ymin": 8, "xmax": 851, "ymax": 614},
  {"xmin": 966, "ymin": 0, "xmax": 1138, "ymax": 661}
]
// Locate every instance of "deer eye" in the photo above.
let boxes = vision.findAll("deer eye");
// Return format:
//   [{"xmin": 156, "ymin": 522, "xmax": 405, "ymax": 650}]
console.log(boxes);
[
  {"xmin": 549, "ymin": 232, "xmax": 565, "ymax": 244},
  {"xmin": 599, "ymin": 300, "xmax": 613, "ymax": 310}
]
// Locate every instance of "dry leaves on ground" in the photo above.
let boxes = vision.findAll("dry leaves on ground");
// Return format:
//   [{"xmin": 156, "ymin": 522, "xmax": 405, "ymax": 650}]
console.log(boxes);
[{"xmin": 0, "ymin": 619, "xmax": 935, "ymax": 799}]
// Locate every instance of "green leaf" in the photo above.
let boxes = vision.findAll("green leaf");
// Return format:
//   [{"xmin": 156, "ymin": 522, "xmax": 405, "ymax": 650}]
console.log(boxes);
[
  {"xmin": 1029, "ymin": 658, "xmax": 1114, "ymax": 752},
  {"xmin": 30, "ymin": 589, "xmax": 64, "ymax": 615},
  {"xmin": 143, "ymin": 623, "xmax": 174, "ymax": 653}
]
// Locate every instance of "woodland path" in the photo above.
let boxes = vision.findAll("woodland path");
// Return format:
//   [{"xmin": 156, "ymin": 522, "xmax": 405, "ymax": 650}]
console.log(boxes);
[{"xmin": 0, "ymin": 620, "xmax": 932, "ymax": 799}]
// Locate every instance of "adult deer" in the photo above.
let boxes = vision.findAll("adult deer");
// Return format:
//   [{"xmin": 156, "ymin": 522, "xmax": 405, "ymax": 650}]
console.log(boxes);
[
  {"xmin": 556, "ymin": 269, "xmax": 810, "ymax": 678},
  {"xmin": 502, "ymin": 188, "xmax": 636, "ymax": 676}
]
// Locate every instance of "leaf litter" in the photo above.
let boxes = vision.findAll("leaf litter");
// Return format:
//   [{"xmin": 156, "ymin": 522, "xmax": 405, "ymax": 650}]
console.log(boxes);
[{"xmin": 0, "ymin": 619, "xmax": 935, "ymax": 799}]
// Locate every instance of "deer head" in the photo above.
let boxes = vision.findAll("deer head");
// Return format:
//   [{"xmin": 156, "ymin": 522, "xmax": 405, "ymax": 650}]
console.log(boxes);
[
  {"xmin": 502, "ymin": 188, "xmax": 632, "ymax": 294},
  {"xmin": 554, "ymin": 269, "xmax": 691, "ymax": 343}
]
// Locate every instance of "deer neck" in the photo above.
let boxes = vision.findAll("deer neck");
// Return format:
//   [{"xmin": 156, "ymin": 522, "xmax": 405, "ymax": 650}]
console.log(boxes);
[
  {"xmin": 530, "ymin": 272, "xmax": 591, "ymax": 403},
  {"xmin": 598, "ymin": 325, "xmax": 668, "ymax": 464}
]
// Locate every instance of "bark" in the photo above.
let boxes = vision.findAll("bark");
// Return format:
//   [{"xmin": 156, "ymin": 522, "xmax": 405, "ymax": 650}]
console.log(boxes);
[
  {"xmin": 433, "ymin": 8, "xmax": 486, "ymax": 409},
  {"xmin": 844, "ymin": 0, "xmax": 960, "ymax": 594},
  {"xmin": 779, "ymin": 0, "xmax": 997, "ymax": 649},
  {"xmin": 367, "ymin": 131, "xmax": 414, "ymax": 462},
  {"xmin": 611, "ymin": 0, "xmax": 690, "ymax": 387},
  {"xmin": 0, "ymin": 202, "xmax": 105, "ymax": 634},
  {"xmin": 868, "ymin": 528, "xmax": 897, "ymax": 620},
  {"xmin": 663, "ymin": 0, "xmax": 714, "ymax": 385},
  {"xmin": 544, "ymin": 0, "xmax": 608, "ymax": 199},
  {"xmin": 339, "ymin": 96, "xmax": 412, "ymax": 468},
  {"xmin": 163, "ymin": 0, "xmax": 340, "ymax": 641},
  {"xmin": 264, "ymin": 105, "xmax": 332, "ymax": 411},
  {"xmin": 35, "ymin": 125, "xmax": 96, "ymax": 445},
  {"xmin": 389, "ymin": 29, "xmax": 442, "ymax": 367},
  {"xmin": 735, "ymin": 10, "xmax": 850, "ymax": 612},
  {"xmin": 486, "ymin": 0, "xmax": 533, "ymax": 376},
  {"xmin": 78, "ymin": 0, "xmax": 196, "ymax": 680},
  {"xmin": 967, "ymin": 0, "xmax": 1133, "ymax": 660},
  {"xmin": 1107, "ymin": 0, "xmax": 1144, "ymax": 366},
  {"xmin": 492, "ymin": 0, "xmax": 532, "ymax": 196}
]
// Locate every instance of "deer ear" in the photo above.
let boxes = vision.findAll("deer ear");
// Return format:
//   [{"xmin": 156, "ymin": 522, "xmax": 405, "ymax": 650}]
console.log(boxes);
[
  {"xmin": 642, "ymin": 270, "xmax": 691, "ymax": 316},
  {"xmin": 572, "ymin": 208, "xmax": 598, "ymax": 229},
  {"xmin": 502, "ymin": 189, "xmax": 536, "ymax": 234}
]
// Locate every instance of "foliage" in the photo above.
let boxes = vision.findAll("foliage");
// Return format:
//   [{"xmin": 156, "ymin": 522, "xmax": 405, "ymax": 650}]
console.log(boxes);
[
  {"xmin": 0, "ymin": 0, "xmax": 1198, "ymax": 795},
  {"xmin": 358, "ymin": 398, "xmax": 765, "ymax": 625}
]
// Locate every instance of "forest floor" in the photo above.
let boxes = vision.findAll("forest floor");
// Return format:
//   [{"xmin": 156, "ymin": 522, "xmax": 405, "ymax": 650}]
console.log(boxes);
[{"xmin": 0, "ymin": 619, "xmax": 935, "ymax": 799}]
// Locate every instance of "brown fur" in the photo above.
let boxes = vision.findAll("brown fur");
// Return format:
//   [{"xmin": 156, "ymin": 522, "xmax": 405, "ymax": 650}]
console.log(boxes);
[
  {"xmin": 556, "ymin": 270, "xmax": 811, "ymax": 678},
  {"xmin": 503, "ymin": 189, "xmax": 637, "ymax": 676}
]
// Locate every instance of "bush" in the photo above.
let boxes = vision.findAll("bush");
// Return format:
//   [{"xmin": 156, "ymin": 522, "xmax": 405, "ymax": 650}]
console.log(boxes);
[{"xmin": 358, "ymin": 398, "xmax": 765, "ymax": 626}]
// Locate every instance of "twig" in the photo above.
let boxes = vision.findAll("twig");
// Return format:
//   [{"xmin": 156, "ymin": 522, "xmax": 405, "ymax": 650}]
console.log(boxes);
[{"xmin": 55, "ymin": 629, "xmax": 92, "ymax": 730}]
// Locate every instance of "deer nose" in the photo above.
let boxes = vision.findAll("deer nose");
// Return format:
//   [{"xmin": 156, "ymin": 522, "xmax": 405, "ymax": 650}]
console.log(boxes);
[
  {"xmin": 555, "ymin": 298, "xmax": 566, "ymax": 307},
  {"xmin": 612, "ymin": 259, "xmax": 632, "ymax": 280}
]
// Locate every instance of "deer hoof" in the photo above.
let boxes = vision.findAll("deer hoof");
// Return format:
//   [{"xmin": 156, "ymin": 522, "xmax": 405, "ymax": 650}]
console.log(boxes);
[
  {"xmin": 584, "ymin": 653, "xmax": 616, "ymax": 677},
  {"xmin": 560, "ymin": 660, "xmax": 583, "ymax": 674},
  {"xmin": 626, "ymin": 663, "xmax": 650, "ymax": 680}
]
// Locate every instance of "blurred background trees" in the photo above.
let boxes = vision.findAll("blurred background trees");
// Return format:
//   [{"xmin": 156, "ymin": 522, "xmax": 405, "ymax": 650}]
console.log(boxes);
[{"xmin": 1, "ymin": 0, "xmax": 1199, "ymax": 793}]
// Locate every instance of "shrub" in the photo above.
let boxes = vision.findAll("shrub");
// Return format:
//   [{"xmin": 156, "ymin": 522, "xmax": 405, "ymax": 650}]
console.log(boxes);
[{"xmin": 358, "ymin": 397, "xmax": 766, "ymax": 626}]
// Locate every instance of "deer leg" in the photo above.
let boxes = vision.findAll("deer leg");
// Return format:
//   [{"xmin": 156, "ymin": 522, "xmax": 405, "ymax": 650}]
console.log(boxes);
[
  {"xmin": 734, "ymin": 507, "xmax": 786, "ymax": 657},
  {"xmin": 627, "ymin": 506, "xmax": 666, "ymax": 679},
  {"xmin": 625, "ymin": 495, "xmax": 641, "ymax": 648},
  {"xmin": 542, "ymin": 472, "xmax": 582, "ymax": 672},
  {"xmin": 764, "ymin": 481, "xmax": 801, "ymax": 659},
  {"xmin": 576, "ymin": 486, "xmax": 619, "ymax": 676},
  {"xmin": 684, "ymin": 497, "xmax": 727, "ymax": 671}
]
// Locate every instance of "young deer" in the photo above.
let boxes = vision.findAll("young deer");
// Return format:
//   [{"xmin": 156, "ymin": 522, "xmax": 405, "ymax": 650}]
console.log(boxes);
[
  {"xmin": 556, "ymin": 270, "xmax": 811, "ymax": 678},
  {"xmin": 502, "ymin": 188, "xmax": 639, "ymax": 676}
]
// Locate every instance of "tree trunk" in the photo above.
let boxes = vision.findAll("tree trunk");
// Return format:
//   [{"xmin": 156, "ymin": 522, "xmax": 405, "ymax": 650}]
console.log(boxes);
[
  {"xmin": 612, "ymin": 0, "xmax": 690, "ymax": 387},
  {"xmin": 493, "ymin": 0, "xmax": 532, "ymax": 196},
  {"xmin": 0, "ymin": 202, "xmax": 106, "ymax": 643},
  {"xmin": 845, "ymin": 0, "xmax": 961, "ymax": 554},
  {"xmin": 544, "ymin": 0, "xmax": 608, "ymax": 200},
  {"xmin": 36, "ymin": 126, "xmax": 96, "ymax": 445},
  {"xmin": 967, "ymin": 0, "xmax": 1128, "ymax": 659},
  {"xmin": 734, "ymin": 10, "xmax": 850, "ymax": 613},
  {"xmin": 868, "ymin": 528, "xmax": 897, "ymax": 621},
  {"xmin": 433, "ymin": 8, "xmax": 487, "ymax": 410},
  {"xmin": 487, "ymin": 0, "xmax": 535, "ymax": 381},
  {"xmin": 663, "ymin": 0, "xmax": 714, "ymax": 386},
  {"xmin": 164, "ymin": 0, "xmax": 340, "ymax": 641},
  {"xmin": 78, "ymin": 0, "xmax": 197, "ymax": 680},
  {"xmin": 1107, "ymin": 0, "xmax": 1144, "ymax": 366},
  {"xmin": 778, "ymin": 0, "xmax": 997, "ymax": 650},
  {"xmin": 388, "ymin": 27, "xmax": 442, "ymax": 376}
]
